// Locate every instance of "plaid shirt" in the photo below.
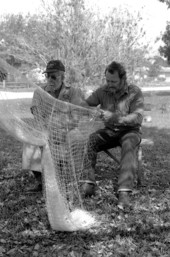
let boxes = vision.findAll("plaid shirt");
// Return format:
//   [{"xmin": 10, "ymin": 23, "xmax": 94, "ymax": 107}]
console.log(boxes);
[{"xmin": 86, "ymin": 84, "xmax": 144, "ymax": 131}]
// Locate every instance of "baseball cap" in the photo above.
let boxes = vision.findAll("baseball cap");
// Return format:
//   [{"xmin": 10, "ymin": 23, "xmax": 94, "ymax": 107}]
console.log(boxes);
[{"xmin": 43, "ymin": 60, "xmax": 65, "ymax": 73}]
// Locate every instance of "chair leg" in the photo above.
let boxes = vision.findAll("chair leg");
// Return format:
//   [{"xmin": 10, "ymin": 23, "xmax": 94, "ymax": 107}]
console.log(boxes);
[
  {"xmin": 104, "ymin": 149, "xmax": 120, "ymax": 164},
  {"xmin": 137, "ymin": 146, "xmax": 143, "ymax": 187},
  {"xmin": 104, "ymin": 147, "xmax": 144, "ymax": 187}
]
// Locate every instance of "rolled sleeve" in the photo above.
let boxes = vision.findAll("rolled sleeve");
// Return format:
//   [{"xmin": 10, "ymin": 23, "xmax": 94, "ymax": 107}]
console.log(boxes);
[
  {"xmin": 86, "ymin": 89, "xmax": 100, "ymax": 107},
  {"xmin": 119, "ymin": 89, "xmax": 144, "ymax": 126}
]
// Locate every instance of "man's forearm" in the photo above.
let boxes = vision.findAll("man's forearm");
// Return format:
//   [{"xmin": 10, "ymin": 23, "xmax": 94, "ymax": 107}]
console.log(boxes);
[{"xmin": 118, "ymin": 113, "xmax": 143, "ymax": 127}]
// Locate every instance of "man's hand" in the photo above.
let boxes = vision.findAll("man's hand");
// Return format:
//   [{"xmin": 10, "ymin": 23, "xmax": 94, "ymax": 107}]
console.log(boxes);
[
  {"xmin": 100, "ymin": 110, "xmax": 112, "ymax": 121},
  {"xmin": 100, "ymin": 110, "xmax": 121, "ymax": 124}
]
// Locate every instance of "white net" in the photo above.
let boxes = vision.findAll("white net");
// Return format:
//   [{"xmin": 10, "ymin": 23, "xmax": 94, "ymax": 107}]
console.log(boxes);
[{"xmin": 0, "ymin": 58, "xmax": 101, "ymax": 231}]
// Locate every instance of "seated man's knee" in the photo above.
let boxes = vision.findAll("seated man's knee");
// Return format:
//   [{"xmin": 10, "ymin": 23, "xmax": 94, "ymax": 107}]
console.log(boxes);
[{"xmin": 122, "ymin": 133, "xmax": 141, "ymax": 150}]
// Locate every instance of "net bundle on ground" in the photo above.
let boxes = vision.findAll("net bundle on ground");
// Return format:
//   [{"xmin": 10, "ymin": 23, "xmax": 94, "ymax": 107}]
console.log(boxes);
[{"xmin": 0, "ymin": 58, "xmax": 101, "ymax": 231}]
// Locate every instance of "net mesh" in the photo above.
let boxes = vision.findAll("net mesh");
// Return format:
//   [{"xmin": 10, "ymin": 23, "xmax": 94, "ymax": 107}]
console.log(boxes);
[
  {"xmin": 2, "ymin": 58, "xmax": 170, "ymax": 232},
  {"xmin": 0, "ymin": 58, "xmax": 102, "ymax": 231}
]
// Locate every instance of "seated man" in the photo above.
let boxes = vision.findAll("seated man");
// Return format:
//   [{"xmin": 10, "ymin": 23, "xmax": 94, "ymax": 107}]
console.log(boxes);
[
  {"xmin": 83, "ymin": 61, "xmax": 144, "ymax": 209},
  {"xmin": 22, "ymin": 59, "xmax": 84, "ymax": 192}
]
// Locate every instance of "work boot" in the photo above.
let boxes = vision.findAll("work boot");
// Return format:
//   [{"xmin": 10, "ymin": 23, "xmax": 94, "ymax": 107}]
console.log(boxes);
[
  {"xmin": 117, "ymin": 191, "xmax": 131, "ymax": 210},
  {"xmin": 81, "ymin": 181, "xmax": 96, "ymax": 198},
  {"xmin": 81, "ymin": 167, "xmax": 96, "ymax": 197},
  {"xmin": 32, "ymin": 171, "xmax": 42, "ymax": 182},
  {"xmin": 27, "ymin": 171, "xmax": 42, "ymax": 193}
]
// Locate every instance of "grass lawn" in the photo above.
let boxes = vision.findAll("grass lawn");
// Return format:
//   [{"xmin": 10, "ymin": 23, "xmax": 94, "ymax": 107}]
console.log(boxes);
[{"xmin": 0, "ymin": 93, "xmax": 170, "ymax": 256}]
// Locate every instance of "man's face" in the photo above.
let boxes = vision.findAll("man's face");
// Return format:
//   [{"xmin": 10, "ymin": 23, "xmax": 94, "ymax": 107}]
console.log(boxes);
[
  {"xmin": 105, "ymin": 70, "xmax": 121, "ymax": 93},
  {"xmin": 46, "ymin": 71, "xmax": 63, "ymax": 91}
]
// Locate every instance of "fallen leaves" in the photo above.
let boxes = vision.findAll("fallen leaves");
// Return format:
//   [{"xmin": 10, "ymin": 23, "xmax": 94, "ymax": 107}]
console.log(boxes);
[{"xmin": 0, "ymin": 127, "xmax": 170, "ymax": 256}]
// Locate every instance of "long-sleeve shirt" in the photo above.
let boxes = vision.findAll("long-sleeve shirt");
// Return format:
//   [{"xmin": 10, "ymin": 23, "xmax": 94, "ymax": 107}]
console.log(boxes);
[
  {"xmin": 31, "ymin": 83, "xmax": 83, "ymax": 112},
  {"xmin": 86, "ymin": 84, "xmax": 144, "ymax": 132},
  {"xmin": 31, "ymin": 83, "xmax": 85, "ymax": 133}
]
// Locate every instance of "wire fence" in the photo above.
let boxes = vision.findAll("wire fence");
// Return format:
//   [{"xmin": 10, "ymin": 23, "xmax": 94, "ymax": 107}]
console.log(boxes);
[{"xmin": 0, "ymin": 81, "xmax": 44, "ymax": 89}]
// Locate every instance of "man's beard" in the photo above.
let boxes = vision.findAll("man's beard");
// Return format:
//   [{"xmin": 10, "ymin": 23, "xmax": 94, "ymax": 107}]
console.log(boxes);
[
  {"xmin": 46, "ymin": 83, "xmax": 62, "ymax": 92},
  {"xmin": 107, "ymin": 86, "xmax": 118, "ymax": 94}
]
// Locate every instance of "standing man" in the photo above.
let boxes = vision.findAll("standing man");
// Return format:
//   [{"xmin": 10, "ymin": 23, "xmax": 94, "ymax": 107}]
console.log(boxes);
[
  {"xmin": 83, "ymin": 61, "xmax": 144, "ymax": 209},
  {"xmin": 22, "ymin": 60, "xmax": 83, "ymax": 192}
]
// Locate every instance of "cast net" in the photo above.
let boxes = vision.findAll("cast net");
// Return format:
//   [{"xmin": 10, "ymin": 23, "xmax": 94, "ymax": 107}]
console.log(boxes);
[{"xmin": 0, "ymin": 58, "xmax": 102, "ymax": 231}]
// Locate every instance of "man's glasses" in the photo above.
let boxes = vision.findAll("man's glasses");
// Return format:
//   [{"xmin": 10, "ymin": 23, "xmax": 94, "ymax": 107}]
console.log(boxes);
[{"xmin": 46, "ymin": 74, "xmax": 61, "ymax": 80}]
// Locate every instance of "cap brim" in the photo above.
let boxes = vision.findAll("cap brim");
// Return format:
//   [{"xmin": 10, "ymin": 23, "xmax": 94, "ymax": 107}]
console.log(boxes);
[
  {"xmin": 42, "ymin": 69, "xmax": 64, "ymax": 74},
  {"xmin": 43, "ymin": 69, "xmax": 58, "ymax": 74}
]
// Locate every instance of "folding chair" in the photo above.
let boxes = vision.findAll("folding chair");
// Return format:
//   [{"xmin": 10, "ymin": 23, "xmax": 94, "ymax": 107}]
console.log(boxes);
[
  {"xmin": 103, "ymin": 137, "xmax": 153, "ymax": 187},
  {"xmin": 103, "ymin": 144, "xmax": 142, "ymax": 187}
]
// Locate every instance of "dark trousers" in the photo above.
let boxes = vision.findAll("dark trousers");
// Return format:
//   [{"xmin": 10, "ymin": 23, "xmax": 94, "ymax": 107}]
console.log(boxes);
[
  {"xmin": 87, "ymin": 128, "xmax": 141, "ymax": 191},
  {"xmin": 32, "ymin": 170, "xmax": 42, "ymax": 184}
]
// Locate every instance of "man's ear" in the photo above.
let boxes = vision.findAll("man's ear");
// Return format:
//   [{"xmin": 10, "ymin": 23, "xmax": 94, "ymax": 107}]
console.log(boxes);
[
  {"xmin": 121, "ymin": 74, "xmax": 126, "ymax": 81},
  {"xmin": 120, "ymin": 75, "xmax": 126, "ymax": 87}
]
